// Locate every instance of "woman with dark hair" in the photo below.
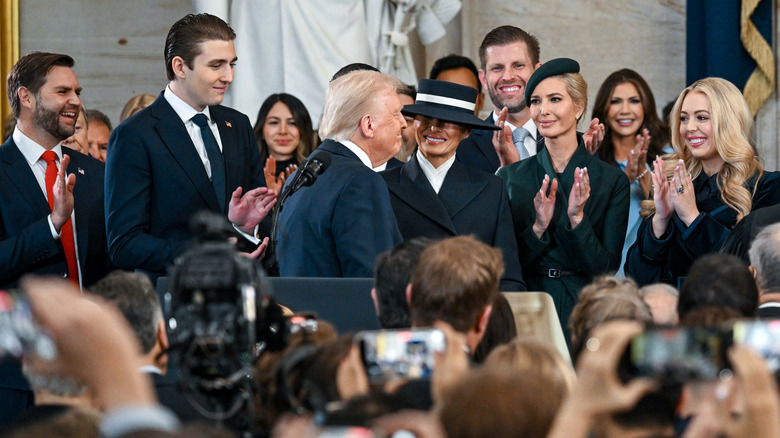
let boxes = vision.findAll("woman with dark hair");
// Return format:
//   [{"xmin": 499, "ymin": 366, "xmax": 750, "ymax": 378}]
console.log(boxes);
[
  {"xmin": 253, "ymin": 93, "xmax": 316, "ymax": 193},
  {"xmin": 591, "ymin": 69, "xmax": 671, "ymax": 277},
  {"xmin": 626, "ymin": 77, "xmax": 780, "ymax": 287},
  {"xmin": 497, "ymin": 59, "xmax": 630, "ymax": 339}
]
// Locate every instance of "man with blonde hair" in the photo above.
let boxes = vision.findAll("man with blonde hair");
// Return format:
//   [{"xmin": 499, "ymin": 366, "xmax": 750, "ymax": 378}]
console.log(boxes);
[{"xmin": 277, "ymin": 70, "xmax": 405, "ymax": 277}]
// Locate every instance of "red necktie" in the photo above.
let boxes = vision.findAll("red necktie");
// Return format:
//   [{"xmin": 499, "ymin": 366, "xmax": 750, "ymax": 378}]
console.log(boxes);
[{"xmin": 41, "ymin": 151, "xmax": 78, "ymax": 285}]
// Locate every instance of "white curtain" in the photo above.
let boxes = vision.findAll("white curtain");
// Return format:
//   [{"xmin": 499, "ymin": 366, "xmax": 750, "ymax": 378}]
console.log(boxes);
[{"xmin": 195, "ymin": 0, "xmax": 460, "ymax": 129}]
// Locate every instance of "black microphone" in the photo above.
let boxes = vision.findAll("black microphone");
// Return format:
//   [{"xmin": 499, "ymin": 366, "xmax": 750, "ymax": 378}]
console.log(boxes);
[{"xmin": 290, "ymin": 151, "xmax": 332, "ymax": 193}]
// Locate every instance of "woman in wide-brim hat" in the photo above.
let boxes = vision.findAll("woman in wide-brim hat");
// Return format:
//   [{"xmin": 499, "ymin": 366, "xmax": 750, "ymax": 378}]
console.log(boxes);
[
  {"xmin": 380, "ymin": 78, "xmax": 526, "ymax": 292},
  {"xmin": 496, "ymin": 59, "xmax": 630, "ymax": 341}
]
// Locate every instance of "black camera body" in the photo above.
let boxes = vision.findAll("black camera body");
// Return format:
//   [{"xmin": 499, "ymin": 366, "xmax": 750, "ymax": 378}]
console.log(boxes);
[{"xmin": 165, "ymin": 211, "xmax": 288, "ymax": 432}]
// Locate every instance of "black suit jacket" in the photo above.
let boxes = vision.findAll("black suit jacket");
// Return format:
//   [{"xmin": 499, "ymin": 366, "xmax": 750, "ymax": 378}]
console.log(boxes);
[
  {"xmin": 0, "ymin": 141, "xmax": 110, "ymax": 288},
  {"xmin": 721, "ymin": 203, "xmax": 780, "ymax": 265},
  {"xmin": 381, "ymin": 155, "xmax": 526, "ymax": 291},
  {"xmin": 105, "ymin": 92, "xmax": 265, "ymax": 274},
  {"xmin": 0, "ymin": 140, "xmax": 111, "ymax": 394},
  {"xmin": 456, "ymin": 112, "xmax": 543, "ymax": 174}
]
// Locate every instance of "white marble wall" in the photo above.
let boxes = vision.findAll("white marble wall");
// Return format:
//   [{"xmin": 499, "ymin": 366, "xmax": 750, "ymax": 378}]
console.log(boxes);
[
  {"xmin": 19, "ymin": 0, "xmax": 191, "ymax": 127},
  {"xmin": 19, "ymin": 0, "xmax": 778, "ymax": 169}
]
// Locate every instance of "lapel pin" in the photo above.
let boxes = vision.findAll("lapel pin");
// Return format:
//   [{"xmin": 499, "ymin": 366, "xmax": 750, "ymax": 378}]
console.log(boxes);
[
  {"xmin": 78, "ymin": 167, "xmax": 85, "ymax": 175},
  {"xmin": 225, "ymin": 121, "xmax": 232, "ymax": 128}
]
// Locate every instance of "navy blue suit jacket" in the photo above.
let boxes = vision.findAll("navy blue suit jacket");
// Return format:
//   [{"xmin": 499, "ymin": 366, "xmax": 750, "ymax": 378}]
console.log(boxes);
[
  {"xmin": 381, "ymin": 155, "xmax": 526, "ymax": 291},
  {"xmin": 277, "ymin": 140, "xmax": 402, "ymax": 277},
  {"xmin": 0, "ymin": 141, "xmax": 110, "ymax": 288},
  {"xmin": 456, "ymin": 112, "xmax": 543, "ymax": 174},
  {"xmin": 105, "ymin": 93, "xmax": 265, "ymax": 274},
  {"xmin": 0, "ymin": 140, "xmax": 111, "ymax": 395}
]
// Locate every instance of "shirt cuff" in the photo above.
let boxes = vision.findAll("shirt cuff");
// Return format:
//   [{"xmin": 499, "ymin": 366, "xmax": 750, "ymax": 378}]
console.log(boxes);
[
  {"xmin": 99, "ymin": 404, "xmax": 180, "ymax": 438},
  {"xmin": 47, "ymin": 215, "xmax": 61, "ymax": 240},
  {"xmin": 233, "ymin": 223, "xmax": 261, "ymax": 245}
]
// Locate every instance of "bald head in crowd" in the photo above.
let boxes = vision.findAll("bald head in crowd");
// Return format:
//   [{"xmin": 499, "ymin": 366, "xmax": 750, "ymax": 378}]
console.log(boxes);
[{"xmin": 408, "ymin": 235, "xmax": 502, "ymax": 351}]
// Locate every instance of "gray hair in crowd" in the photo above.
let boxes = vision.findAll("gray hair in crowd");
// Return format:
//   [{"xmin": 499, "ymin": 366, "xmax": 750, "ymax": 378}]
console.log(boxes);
[{"xmin": 749, "ymin": 223, "xmax": 780, "ymax": 293}]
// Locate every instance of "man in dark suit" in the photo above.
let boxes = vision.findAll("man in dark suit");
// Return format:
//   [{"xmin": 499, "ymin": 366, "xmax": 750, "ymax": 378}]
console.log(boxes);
[
  {"xmin": 277, "ymin": 70, "xmax": 404, "ymax": 277},
  {"xmin": 381, "ymin": 79, "xmax": 525, "ymax": 291},
  {"xmin": 105, "ymin": 13, "xmax": 273, "ymax": 276},
  {"xmin": 746, "ymin": 223, "xmax": 780, "ymax": 317},
  {"xmin": 721, "ymin": 203, "xmax": 780, "ymax": 265},
  {"xmin": 458, "ymin": 26, "xmax": 603, "ymax": 173},
  {"xmin": 88, "ymin": 271, "xmax": 207, "ymax": 422},
  {"xmin": 0, "ymin": 52, "xmax": 112, "ymax": 424}
]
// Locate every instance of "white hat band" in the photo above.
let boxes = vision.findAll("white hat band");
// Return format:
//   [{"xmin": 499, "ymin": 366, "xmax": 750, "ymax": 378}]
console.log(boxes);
[{"xmin": 415, "ymin": 93, "xmax": 475, "ymax": 112}]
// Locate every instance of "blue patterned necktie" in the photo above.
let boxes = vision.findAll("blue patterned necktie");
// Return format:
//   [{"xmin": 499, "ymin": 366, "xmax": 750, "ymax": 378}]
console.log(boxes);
[
  {"xmin": 512, "ymin": 127, "xmax": 531, "ymax": 160},
  {"xmin": 192, "ymin": 113, "xmax": 226, "ymax": 210}
]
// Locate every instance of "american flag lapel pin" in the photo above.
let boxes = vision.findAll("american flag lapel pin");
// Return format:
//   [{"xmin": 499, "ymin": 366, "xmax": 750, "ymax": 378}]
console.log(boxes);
[
  {"xmin": 225, "ymin": 121, "xmax": 232, "ymax": 128},
  {"xmin": 78, "ymin": 167, "xmax": 85, "ymax": 175}
]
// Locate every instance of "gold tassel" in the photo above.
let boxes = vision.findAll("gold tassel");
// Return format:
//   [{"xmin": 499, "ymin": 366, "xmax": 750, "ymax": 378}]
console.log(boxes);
[
  {"xmin": 1, "ymin": 0, "xmax": 20, "ymax": 138},
  {"xmin": 740, "ymin": 0, "xmax": 775, "ymax": 117}
]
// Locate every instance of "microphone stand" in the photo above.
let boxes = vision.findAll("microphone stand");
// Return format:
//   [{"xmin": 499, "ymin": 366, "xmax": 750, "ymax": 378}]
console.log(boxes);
[{"xmin": 266, "ymin": 159, "xmax": 312, "ymax": 276}]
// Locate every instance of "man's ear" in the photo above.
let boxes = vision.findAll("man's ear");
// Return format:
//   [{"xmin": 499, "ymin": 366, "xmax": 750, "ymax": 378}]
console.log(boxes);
[
  {"xmin": 18, "ymin": 86, "xmax": 34, "ymax": 112},
  {"xmin": 171, "ymin": 56, "xmax": 188, "ymax": 80},
  {"xmin": 370, "ymin": 287, "xmax": 379, "ymax": 316},
  {"xmin": 749, "ymin": 265, "xmax": 757, "ymax": 279},
  {"xmin": 357, "ymin": 113, "xmax": 374, "ymax": 138},
  {"xmin": 157, "ymin": 319, "xmax": 169, "ymax": 351},
  {"xmin": 405, "ymin": 283, "xmax": 413, "ymax": 305},
  {"xmin": 474, "ymin": 305, "xmax": 493, "ymax": 336},
  {"xmin": 478, "ymin": 69, "xmax": 487, "ymax": 90}
]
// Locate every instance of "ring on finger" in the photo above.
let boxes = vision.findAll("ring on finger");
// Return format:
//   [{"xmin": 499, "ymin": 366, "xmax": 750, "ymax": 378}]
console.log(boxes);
[{"xmin": 677, "ymin": 186, "xmax": 684, "ymax": 194}]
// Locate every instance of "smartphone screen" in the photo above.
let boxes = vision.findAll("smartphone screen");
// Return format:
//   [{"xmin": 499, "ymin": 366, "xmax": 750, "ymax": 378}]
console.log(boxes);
[
  {"xmin": 357, "ymin": 328, "xmax": 445, "ymax": 382},
  {"xmin": 629, "ymin": 327, "xmax": 727, "ymax": 384},
  {"xmin": 733, "ymin": 319, "xmax": 780, "ymax": 372}
]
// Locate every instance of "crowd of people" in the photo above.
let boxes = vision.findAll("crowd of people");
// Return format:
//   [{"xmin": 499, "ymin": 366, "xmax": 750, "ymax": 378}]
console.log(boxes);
[{"xmin": 2, "ymin": 10, "xmax": 780, "ymax": 438}]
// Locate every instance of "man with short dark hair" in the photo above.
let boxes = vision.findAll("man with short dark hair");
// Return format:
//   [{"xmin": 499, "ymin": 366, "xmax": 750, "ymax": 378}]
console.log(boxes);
[
  {"xmin": 371, "ymin": 238, "xmax": 431, "ymax": 329},
  {"xmin": 106, "ymin": 13, "xmax": 274, "ymax": 276},
  {"xmin": 0, "ymin": 51, "xmax": 111, "ymax": 424},
  {"xmin": 429, "ymin": 54, "xmax": 484, "ymax": 115},
  {"xmin": 396, "ymin": 83, "xmax": 417, "ymax": 162},
  {"xmin": 88, "ymin": 271, "xmax": 205, "ymax": 421},
  {"xmin": 408, "ymin": 235, "xmax": 502, "ymax": 352},
  {"xmin": 458, "ymin": 25, "xmax": 602, "ymax": 173},
  {"xmin": 86, "ymin": 109, "xmax": 111, "ymax": 162}
]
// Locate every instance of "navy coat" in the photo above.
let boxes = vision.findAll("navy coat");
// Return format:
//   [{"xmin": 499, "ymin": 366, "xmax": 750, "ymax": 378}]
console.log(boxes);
[
  {"xmin": 104, "ymin": 93, "xmax": 265, "ymax": 274},
  {"xmin": 277, "ymin": 140, "xmax": 402, "ymax": 277}
]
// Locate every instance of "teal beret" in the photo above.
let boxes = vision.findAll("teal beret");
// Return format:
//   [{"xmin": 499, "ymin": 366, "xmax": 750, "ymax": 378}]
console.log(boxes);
[{"xmin": 525, "ymin": 58, "xmax": 580, "ymax": 107}]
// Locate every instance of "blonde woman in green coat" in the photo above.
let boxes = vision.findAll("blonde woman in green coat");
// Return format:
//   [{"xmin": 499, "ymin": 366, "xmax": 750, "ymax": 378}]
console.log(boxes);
[{"xmin": 497, "ymin": 59, "xmax": 630, "ymax": 341}]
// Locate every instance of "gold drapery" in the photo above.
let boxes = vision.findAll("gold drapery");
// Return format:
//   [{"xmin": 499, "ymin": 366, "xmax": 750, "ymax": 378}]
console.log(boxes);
[
  {"xmin": 740, "ymin": 0, "xmax": 775, "ymax": 117},
  {"xmin": 1, "ymin": 0, "xmax": 19, "ymax": 139}
]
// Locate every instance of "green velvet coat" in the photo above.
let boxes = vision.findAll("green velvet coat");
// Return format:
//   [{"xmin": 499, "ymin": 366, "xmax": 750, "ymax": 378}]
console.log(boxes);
[{"xmin": 497, "ymin": 139, "xmax": 630, "ymax": 336}]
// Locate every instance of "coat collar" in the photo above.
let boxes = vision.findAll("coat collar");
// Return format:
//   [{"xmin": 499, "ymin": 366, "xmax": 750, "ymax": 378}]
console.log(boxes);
[{"xmin": 389, "ymin": 155, "xmax": 487, "ymax": 234}]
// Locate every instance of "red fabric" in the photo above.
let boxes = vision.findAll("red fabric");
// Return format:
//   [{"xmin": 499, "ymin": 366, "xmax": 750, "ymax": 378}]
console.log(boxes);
[{"xmin": 41, "ymin": 151, "xmax": 78, "ymax": 284}]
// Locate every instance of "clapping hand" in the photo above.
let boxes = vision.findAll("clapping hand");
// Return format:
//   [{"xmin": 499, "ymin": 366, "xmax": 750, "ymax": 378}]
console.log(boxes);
[
  {"xmin": 650, "ymin": 156, "xmax": 674, "ymax": 238},
  {"xmin": 532, "ymin": 174, "xmax": 558, "ymax": 239},
  {"xmin": 228, "ymin": 186, "xmax": 277, "ymax": 235},
  {"xmin": 492, "ymin": 107, "xmax": 521, "ymax": 167},
  {"xmin": 670, "ymin": 159, "xmax": 699, "ymax": 227},
  {"xmin": 583, "ymin": 118, "xmax": 606, "ymax": 155},
  {"xmin": 567, "ymin": 167, "xmax": 590, "ymax": 229},
  {"xmin": 263, "ymin": 156, "xmax": 298, "ymax": 194}
]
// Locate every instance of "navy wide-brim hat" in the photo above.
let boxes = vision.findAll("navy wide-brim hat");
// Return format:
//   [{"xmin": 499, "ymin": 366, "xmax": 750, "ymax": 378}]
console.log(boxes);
[
  {"xmin": 402, "ymin": 79, "xmax": 500, "ymax": 131},
  {"xmin": 524, "ymin": 58, "xmax": 580, "ymax": 107}
]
